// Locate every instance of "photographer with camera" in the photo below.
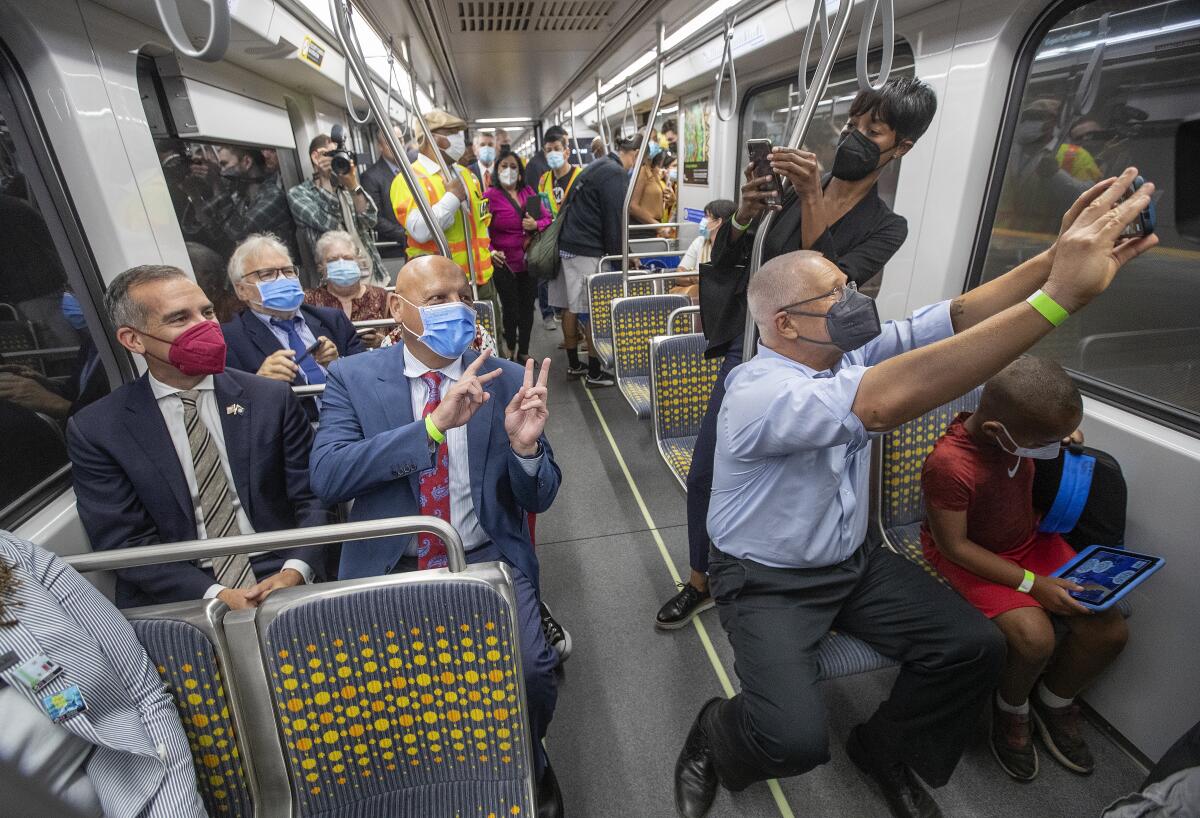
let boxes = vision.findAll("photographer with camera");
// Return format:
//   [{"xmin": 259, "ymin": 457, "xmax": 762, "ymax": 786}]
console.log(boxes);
[{"xmin": 287, "ymin": 128, "xmax": 387, "ymax": 285}]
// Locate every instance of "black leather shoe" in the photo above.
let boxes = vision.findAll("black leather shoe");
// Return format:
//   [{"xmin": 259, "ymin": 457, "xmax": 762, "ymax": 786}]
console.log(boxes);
[
  {"xmin": 656, "ymin": 582, "xmax": 714, "ymax": 630},
  {"xmin": 675, "ymin": 698, "xmax": 721, "ymax": 818},
  {"xmin": 536, "ymin": 762, "xmax": 563, "ymax": 818},
  {"xmin": 846, "ymin": 725, "xmax": 943, "ymax": 818}
]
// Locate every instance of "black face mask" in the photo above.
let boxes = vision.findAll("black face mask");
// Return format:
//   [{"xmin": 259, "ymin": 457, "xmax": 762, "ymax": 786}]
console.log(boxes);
[
  {"xmin": 832, "ymin": 129, "xmax": 891, "ymax": 181},
  {"xmin": 784, "ymin": 284, "xmax": 882, "ymax": 353}
]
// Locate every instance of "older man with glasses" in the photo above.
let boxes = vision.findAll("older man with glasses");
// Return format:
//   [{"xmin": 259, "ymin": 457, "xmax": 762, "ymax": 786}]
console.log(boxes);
[{"xmin": 221, "ymin": 233, "xmax": 365, "ymax": 416}]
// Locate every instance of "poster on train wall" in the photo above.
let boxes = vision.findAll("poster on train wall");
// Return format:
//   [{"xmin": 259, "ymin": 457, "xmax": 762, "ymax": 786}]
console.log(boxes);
[{"xmin": 683, "ymin": 97, "xmax": 710, "ymax": 184}]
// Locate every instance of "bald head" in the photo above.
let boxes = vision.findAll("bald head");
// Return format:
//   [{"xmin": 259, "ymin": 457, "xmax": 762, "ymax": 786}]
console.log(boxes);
[
  {"xmin": 394, "ymin": 255, "xmax": 468, "ymax": 302},
  {"xmin": 747, "ymin": 251, "xmax": 844, "ymax": 331}
]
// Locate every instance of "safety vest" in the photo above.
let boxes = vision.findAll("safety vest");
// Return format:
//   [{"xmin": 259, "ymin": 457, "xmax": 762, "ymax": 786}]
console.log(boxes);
[
  {"xmin": 391, "ymin": 161, "xmax": 493, "ymax": 285},
  {"xmin": 538, "ymin": 166, "xmax": 581, "ymax": 217}
]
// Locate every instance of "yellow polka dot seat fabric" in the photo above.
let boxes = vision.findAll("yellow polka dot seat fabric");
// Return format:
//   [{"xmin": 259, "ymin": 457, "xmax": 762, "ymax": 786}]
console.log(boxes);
[
  {"xmin": 473, "ymin": 301, "xmax": 496, "ymax": 340},
  {"xmin": 878, "ymin": 388, "xmax": 982, "ymax": 582},
  {"xmin": 587, "ymin": 272, "xmax": 653, "ymax": 369},
  {"xmin": 130, "ymin": 618, "xmax": 253, "ymax": 817},
  {"xmin": 650, "ymin": 333, "xmax": 723, "ymax": 485},
  {"xmin": 612, "ymin": 294, "xmax": 691, "ymax": 418},
  {"xmin": 262, "ymin": 581, "xmax": 532, "ymax": 817}
]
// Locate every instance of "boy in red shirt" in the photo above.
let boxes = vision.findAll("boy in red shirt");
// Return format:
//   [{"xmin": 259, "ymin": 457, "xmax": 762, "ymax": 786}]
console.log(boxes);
[{"xmin": 921, "ymin": 357, "xmax": 1128, "ymax": 781}]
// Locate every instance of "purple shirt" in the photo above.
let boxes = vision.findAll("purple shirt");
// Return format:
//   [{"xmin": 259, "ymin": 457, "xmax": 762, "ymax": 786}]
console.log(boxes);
[{"xmin": 484, "ymin": 185, "xmax": 551, "ymax": 273}]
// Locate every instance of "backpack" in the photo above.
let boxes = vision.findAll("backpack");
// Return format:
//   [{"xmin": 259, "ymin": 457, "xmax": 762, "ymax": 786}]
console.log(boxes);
[
  {"xmin": 1033, "ymin": 444, "xmax": 1127, "ymax": 549},
  {"xmin": 526, "ymin": 168, "xmax": 584, "ymax": 281}
]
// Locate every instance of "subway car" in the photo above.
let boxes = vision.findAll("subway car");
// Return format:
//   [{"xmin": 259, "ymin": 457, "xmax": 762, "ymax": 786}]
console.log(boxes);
[{"xmin": 0, "ymin": 0, "xmax": 1196, "ymax": 815}]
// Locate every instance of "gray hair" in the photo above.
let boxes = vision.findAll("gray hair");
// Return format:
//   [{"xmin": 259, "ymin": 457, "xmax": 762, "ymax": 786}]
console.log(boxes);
[
  {"xmin": 227, "ymin": 233, "xmax": 292, "ymax": 285},
  {"xmin": 105, "ymin": 264, "xmax": 188, "ymax": 329},
  {"xmin": 314, "ymin": 230, "xmax": 359, "ymax": 272}
]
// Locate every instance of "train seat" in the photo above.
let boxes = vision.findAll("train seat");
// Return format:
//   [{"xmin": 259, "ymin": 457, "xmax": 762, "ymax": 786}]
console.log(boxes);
[
  {"xmin": 242, "ymin": 566, "xmax": 536, "ymax": 817},
  {"xmin": 473, "ymin": 300, "xmax": 497, "ymax": 342},
  {"xmin": 125, "ymin": 599, "xmax": 256, "ymax": 818},
  {"xmin": 586, "ymin": 272, "xmax": 653, "ymax": 370},
  {"xmin": 649, "ymin": 331, "xmax": 723, "ymax": 487},
  {"xmin": 611, "ymin": 294, "xmax": 691, "ymax": 417}
]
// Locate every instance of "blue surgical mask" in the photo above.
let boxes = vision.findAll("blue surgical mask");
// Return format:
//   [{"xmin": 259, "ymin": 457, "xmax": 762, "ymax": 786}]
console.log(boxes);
[
  {"xmin": 668, "ymin": 168, "xmax": 677, "ymax": 182},
  {"xmin": 546, "ymin": 151, "xmax": 565, "ymax": 170},
  {"xmin": 698, "ymin": 220, "xmax": 709, "ymax": 239},
  {"xmin": 257, "ymin": 277, "xmax": 305, "ymax": 313},
  {"xmin": 648, "ymin": 141, "xmax": 662, "ymax": 159},
  {"xmin": 401, "ymin": 295, "xmax": 477, "ymax": 359},
  {"xmin": 995, "ymin": 423, "xmax": 1062, "ymax": 477},
  {"xmin": 478, "ymin": 145, "xmax": 496, "ymax": 165},
  {"xmin": 61, "ymin": 291, "xmax": 87, "ymax": 331},
  {"xmin": 325, "ymin": 258, "xmax": 362, "ymax": 287}
]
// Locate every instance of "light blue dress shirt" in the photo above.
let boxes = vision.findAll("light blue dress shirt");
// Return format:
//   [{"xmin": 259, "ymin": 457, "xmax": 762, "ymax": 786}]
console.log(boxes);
[{"xmin": 707, "ymin": 300, "xmax": 954, "ymax": 569}]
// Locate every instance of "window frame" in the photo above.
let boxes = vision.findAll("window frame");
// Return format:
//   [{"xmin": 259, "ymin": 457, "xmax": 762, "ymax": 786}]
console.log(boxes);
[
  {"xmin": 0, "ymin": 40, "xmax": 132, "ymax": 529},
  {"xmin": 965, "ymin": 0, "xmax": 1200, "ymax": 438}
]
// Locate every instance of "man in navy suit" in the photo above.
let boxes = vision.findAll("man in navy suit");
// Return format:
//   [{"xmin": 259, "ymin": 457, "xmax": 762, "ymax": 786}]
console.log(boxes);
[
  {"xmin": 309, "ymin": 255, "xmax": 564, "ymax": 815},
  {"xmin": 68, "ymin": 265, "xmax": 332, "ymax": 610},
  {"xmin": 220, "ymin": 233, "xmax": 364, "ymax": 396}
]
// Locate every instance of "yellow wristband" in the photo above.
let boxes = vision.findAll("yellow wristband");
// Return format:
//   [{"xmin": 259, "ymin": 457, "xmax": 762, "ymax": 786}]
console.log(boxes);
[
  {"xmin": 1027, "ymin": 289, "xmax": 1069, "ymax": 327},
  {"xmin": 1016, "ymin": 569, "xmax": 1036, "ymax": 594},
  {"xmin": 425, "ymin": 414, "xmax": 445, "ymax": 444},
  {"xmin": 730, "ymin": 213, "xmax": 751, "ymax": 232}
]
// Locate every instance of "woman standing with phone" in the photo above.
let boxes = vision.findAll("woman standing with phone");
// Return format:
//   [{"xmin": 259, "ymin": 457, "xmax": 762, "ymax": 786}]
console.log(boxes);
[{"xmin": 655, "ymin": 76, "xmax": 940, "ymax": 629}]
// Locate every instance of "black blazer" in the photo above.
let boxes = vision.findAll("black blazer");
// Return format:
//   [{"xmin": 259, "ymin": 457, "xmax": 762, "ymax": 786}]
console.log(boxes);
[
  {"xmin": 700, "ymin": 181, "xmax": 907, "ymax": 358},
  {"xmin": 558, "ymin": 153, "xmax": 629, "ymax": 258},
  {"xmin": 360, "ymin": 158, "xmax": 407, "ymax": 257},
  {"xmin": 66, "ymin": 369, "xmax": 333, "ymax": 608}
]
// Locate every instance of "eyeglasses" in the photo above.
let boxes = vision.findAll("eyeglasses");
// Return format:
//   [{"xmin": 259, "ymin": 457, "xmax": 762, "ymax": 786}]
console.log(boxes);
[
  {"xmin": 780, "ymin": 281, "xmax": 857, "ymax": 314},
  {"xmin": 248, "ymin": 265, "xmax": 297, "ymax": 282}
]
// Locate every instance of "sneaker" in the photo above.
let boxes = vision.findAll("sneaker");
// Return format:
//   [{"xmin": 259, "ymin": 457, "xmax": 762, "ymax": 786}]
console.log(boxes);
[
  {"xmin": 566, "ymin": 362, "xmax": 588, "ymax": 378},
  {"xmin": 540, "ymin": 601, "xmax": 572, "ymax": 665},
  {"xmin": 1032, "ymin": 698, "xmax": 1094, "ymax": 774},
  {"xmin": 586, "ymin": 370, "xmax": 615, "ymax": 387},
  {"xmin": 655, "ymin": 582, "xmax": 714, "ymax": 630},
  {"xmin": 543, "ymin": 316, "xmax": 557, "ymax": 331},
  {"xmin": 990, "ymin": 700, "xmax": 1039, "ymax": 781}
]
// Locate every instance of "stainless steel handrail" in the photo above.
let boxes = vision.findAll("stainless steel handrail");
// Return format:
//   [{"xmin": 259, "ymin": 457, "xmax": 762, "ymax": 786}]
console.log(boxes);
[
  {"xmin": 569, "ymin": 96, "xmax": 579, "ymax": 163},
  {"xmin": 666, "ymin": 305, "xmax": 700, "ymax": 336},
  {"xmin": 628, "ymin": 222, "xmax": 685, "ymax": 231},
  {"xmin": 329, "ymin": 0, "xmax": 452, "ymax": 263},
  {"xmin": 856, "ymin": 0, "xmax": 895, "ymax": 91},
  {"xmin": 64, "ymin": 517, "xmax": 469, "ymax": 574},
  {"xmin": 595, "ymin": 76, "xmax": 610, "ymax": 151},
  {"xmin": 741, "ymin": 0, "xmax": 855, "ymax": 362},
  {"xmin": 291, "ymin": 384, "xmax": 327, "ymax": 397},
  {"xmin": 620, "ymin": 23, "xmax": 666, "ymax": 297},
  {"xmin": 597, "ymin": 251, "xmax": 683, "ymax": 273},
  {"xmin": 352, "ymin": 318, "xmax": 399, "ymax": 329},
  {"xmin": 714, "ymin": 12, "xmax": 738, "ymax": 123},
  {"xmin": 154, "ymin": 0, "xmax": 230, "ymax": 61}
]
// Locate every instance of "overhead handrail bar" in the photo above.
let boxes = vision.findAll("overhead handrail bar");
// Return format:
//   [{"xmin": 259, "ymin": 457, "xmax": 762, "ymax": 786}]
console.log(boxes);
[
  {"xmin": 741, "ymin": 0, "xmax": 855, "ymax": 361},
  {"xmin": 153, "ymin": 0, "xmax": 230, "ymax": 62},
  {"xmin": 329, "ymin": 0, "xmax": 452, "ymax": 263},
  {"xmin": 620, "ymin": 23, "xmax": 666, "ymax": 297},
  {"xmin": 666, "ymin": 305, "xmax": 700, "ymax": 336},
  {"xmin": 856, "ymin": 0, "xmax": 895, "ymax": 91},
  {"xmin": 714, "ymin": 12, "xmax": 738, "ymax": 123},
  {"xmin": 64, "ymin": 517, "xmax": 469, "ymax": 574}
]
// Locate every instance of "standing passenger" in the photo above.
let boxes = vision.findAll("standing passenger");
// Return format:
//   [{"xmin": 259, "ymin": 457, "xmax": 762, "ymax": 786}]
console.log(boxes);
[
  {"xmin": 525, "ymin": 125, "xmax": 569, "ymax": 189},
  {"xmin": 359, "ymin": 125, "xmax": 409, "ymax": 259},
  {"xmin": 656, "ymin": 77, "xmax": 937, "ymax": 629},
  {"xmin": 537, "ymin": 131, "xmax": 582, "ymax": 330},
  {"xmin": 673, "ymin": 170, "xmax": 1158, "ymax": 818}
]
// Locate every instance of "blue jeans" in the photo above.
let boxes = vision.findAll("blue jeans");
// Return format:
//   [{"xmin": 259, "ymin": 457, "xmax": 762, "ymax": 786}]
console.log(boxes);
[{"xmin": 537, "ymin": 280, "xmax": 554, "ymax": 319}]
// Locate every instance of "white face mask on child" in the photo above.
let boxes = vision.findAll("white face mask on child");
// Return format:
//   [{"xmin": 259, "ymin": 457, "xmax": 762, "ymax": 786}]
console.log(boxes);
[{"xmin": 994, "ymin": 422, "xmax": 1062, "ymax": 477}]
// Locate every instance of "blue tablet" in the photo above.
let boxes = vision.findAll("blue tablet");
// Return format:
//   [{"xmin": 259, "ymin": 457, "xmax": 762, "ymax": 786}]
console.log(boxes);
[{"xmin": 1051, "ymin": 545, "xmax": 1165, "ymax": 611}]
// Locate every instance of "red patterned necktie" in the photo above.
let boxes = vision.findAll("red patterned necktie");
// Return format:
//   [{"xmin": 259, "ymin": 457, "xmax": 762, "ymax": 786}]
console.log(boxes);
[{"xmin": 417, "ymin": 371, "xmax": 451, "ymax": 569}]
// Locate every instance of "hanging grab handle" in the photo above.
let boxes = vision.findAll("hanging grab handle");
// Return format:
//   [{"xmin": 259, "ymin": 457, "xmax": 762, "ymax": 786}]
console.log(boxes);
[
  {"xmin": 856, "ymin": 0, "xmax": 895, "ymax": 91},
  {"xmin": 622, "ymin": 81, "xmax": 636, "ymax": 139},
  {"xmin": 714, "ymin": 12, "xmax": 738, "ymax": 123},
  {"xmin": 797, "ymin": 0, "xmax": 830, "ymax": 105},
  {"xmin": 153, "ymin": 0, "xmax": 230, "ymax": 62},
  {"xmin": 341, "ymin": 4, "xmax": 373, "ymax": 124}
]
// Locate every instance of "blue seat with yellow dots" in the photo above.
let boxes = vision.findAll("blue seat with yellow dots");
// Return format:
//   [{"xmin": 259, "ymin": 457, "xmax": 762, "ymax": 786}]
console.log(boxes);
[
  {"xmin": 473, "ymin": 301, "xmax": 497, "ymax": 342},
  {"xmin": 249, "ymin": 567, "xmax": 536, "ymax": 818},
  {"xmin": 587, "ymin": 272, "xmax": 654, "ymax": 370},
  {"xmin": 649, "ymin": 331, "xmax": 722, "ymax": 487},
  {"xmin": 612, "ymin": 294, "xmax": 691, "ymax": 418}
]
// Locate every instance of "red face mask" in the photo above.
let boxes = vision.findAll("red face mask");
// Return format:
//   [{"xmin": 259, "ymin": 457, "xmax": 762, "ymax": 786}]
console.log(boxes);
[{"xmin": 144, "ymin": 320, "xmax": 227, "ymax": 376}]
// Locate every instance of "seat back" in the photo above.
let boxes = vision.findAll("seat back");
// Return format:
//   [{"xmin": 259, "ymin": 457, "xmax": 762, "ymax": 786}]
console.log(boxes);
[
  {"xmin": 878, "ymin": 388, "xmax": 982, "ymax": 531},
  {"xmin": 587, "ymin": 272, "xmax": 653, "ymax": 363},
  {"xmin": 650, "ymin": 332, "xmax": 723, "ymax": 444},
  {"xmin": 125, "ymin": 599, "xmax": 256, "ymax": 818},
  {"xmin": 611, "ymin": 294, "xmax": 691, "ymax": 383},
  {"xmin": 473, "ymin": 300, "xmax": 496, "ymax": 341},
  {"xmin": 249, "ymin": 566, "xmax": 535, "ymax": 818}
]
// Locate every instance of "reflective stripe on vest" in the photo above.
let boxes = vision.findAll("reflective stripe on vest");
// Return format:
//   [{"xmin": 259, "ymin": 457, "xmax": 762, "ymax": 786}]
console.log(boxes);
[{"xmin": 391, "ymin": 162, "xmax": 493, "ymax": 284}]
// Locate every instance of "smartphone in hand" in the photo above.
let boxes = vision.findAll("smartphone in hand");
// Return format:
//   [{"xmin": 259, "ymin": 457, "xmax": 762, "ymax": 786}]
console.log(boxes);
[
  {"xmin": 747, "ymin": 139, "xmax": 782, "ymax": 203},
  {"xmin": 1116, "ymin": 175, "xmax": 1156, "ymax": 239}
]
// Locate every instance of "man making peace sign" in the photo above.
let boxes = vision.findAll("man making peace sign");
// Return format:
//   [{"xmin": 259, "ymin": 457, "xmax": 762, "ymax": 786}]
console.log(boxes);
[{"xmin": 310, "ymin": 255, "xmax": 564, "ymax": 815}]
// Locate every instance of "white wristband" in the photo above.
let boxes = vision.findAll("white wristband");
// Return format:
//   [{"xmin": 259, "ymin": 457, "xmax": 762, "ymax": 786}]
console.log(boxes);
[{"xmin": 1016, "ymin": 569, "xmax": 1035, "ymax": 594}]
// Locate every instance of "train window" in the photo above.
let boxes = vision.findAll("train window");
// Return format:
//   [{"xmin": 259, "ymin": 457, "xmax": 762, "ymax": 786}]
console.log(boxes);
[
  {"xmin": 0, "ymin": 43, "xmax": 114, "ymax": 524},
  {"xmin": 975, "ymin": 0, "xmax": 1200, "ymax": 428},
  {"xmin": 738, "ymin": 41, "xmax": 916, "ymax": 211}
]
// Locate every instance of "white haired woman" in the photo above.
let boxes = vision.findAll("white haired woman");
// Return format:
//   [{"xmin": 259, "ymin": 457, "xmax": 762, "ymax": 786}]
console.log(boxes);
[{"xmin": 303, "ymin": 230, "xmax": 390, "ymax": 348}]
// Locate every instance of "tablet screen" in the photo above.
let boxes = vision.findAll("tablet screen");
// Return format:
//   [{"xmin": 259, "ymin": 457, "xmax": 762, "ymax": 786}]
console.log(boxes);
[{"xmin": 1061, "ymin": 548, "xmax": 1157, "ymax": 605}]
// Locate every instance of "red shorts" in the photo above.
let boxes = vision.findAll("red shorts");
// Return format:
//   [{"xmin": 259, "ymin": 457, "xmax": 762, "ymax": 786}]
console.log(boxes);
[{"xmin": 923, "ymin": 531, "xmax": 1078, "ymax": 619}]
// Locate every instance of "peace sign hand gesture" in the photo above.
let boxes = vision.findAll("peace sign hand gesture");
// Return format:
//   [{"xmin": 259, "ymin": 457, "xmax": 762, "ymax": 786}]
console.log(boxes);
[
  {"xmin": 505, "ymin": 357, "xmax": 552, "ymax": 457},
  {"xmin": 429, "ymin": 349, "xmax": 503, "ymax": 433}
]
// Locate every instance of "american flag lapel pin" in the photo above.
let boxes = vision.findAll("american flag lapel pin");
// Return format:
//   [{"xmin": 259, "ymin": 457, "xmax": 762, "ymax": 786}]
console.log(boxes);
[{"xmin": 226, "ymin": 403, "xmax": 245, "ymax": 416}]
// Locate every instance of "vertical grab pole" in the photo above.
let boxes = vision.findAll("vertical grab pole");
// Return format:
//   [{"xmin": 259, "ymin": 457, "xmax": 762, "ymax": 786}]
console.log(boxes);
[
  {"xmin": 620, "ymin": 22, "xmax": 666, "ymax": 297},
  {"xmin": 330, "ymin": 0, "xmax": 451, "ymax": 259},
  {"xmin": 740, "ymin": 0, "xmax": 855, "ymax": 361},
  {"xmin": 569, "ymin": 97, "xmax": 579, "ymax": 164},
  {"xmin": 595, "ymin": 77, "xmax": 609, "ymax": 153}
]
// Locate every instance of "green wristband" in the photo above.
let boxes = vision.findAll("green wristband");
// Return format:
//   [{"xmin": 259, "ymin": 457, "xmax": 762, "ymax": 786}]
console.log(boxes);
[
  {"xmin": 425, "ymin": 414, "xmax": 445, "ymax": 444},
  {"xmin": 1027, "ymin": 289, "xmax": 1069, "ymax": 327},
  {"xmin": 1016, "ymin": 569, "xmax": 1035, "ymax": 594},
  {"xmin": 730, "ymin": 212, "xmax": 751, "ymax": 232}
]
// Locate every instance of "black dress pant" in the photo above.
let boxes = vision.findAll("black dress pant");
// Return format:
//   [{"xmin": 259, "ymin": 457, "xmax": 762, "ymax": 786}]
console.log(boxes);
[
  {"xmin": 684, "ymin": 337, "xmax": 743, "ymax": 574},
  {"xmin": 703, "ymin": 543, "xmax": 1005, "ymax": 791},
  {"xmin": 493, "ymin": 264, "xmax": 538, "ymax": 356}
]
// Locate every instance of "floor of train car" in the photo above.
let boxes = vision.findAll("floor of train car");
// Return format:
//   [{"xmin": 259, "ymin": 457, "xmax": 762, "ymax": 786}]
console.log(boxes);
[{"xmin": 522, "ymin": 322, "xmax": 1147, "ymax": 817}]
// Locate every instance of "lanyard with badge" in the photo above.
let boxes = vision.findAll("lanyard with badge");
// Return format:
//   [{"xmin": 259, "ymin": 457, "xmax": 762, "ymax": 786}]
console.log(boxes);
[{"xmin": 0, "ymin": 647, "xmax": 88, "ymax": 722}]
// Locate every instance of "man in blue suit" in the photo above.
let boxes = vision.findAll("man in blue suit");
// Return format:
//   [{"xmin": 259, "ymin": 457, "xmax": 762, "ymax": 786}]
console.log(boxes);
[
  {"xmin": 68, "ymin": 265, "xmax": 332, "ymax": 610},
  {"xmin": 310, "ymin": 255, "xmax": 564, "ymax": 816},
  {"xmin": 220, "ymin": 234, "xmax": 364, "ymax": 412}
]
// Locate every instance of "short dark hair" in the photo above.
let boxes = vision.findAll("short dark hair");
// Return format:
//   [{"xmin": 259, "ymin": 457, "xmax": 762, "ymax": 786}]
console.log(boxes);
[
  {"xmin": 848, "ymin": 76, "xmax": 937, "ymax": 144},
  {"xmin": 223, "ymin": 145, "xmax": 266, "ymax": 173},
  {"xmin": 979, "ymin": 356, "xmax": 1082, "ymax": 436},
  {"xmin": 705, "ymin": 199, "xmax": 736, "ymax": 221},
  {"xmin": 105, "ymin": 264, "xmax": 189, "ymax": 329},
  {"xmin": 490, "ymin": 151, "xmax": 526, "ymax": 188},
  {"xmin": 542, "ymin": 132, "xmax": 566, "ymax": 149},
  {"xmin": 544, "ymin": 125, "xmax": 567, "ymax": 142},
  {"xmin": 308, "ymin": 134, "xmax": 333, "ymax": 155},
  {"xmin": 663, "ymin": 118, "xmax": 677, "ymax": 134}
]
